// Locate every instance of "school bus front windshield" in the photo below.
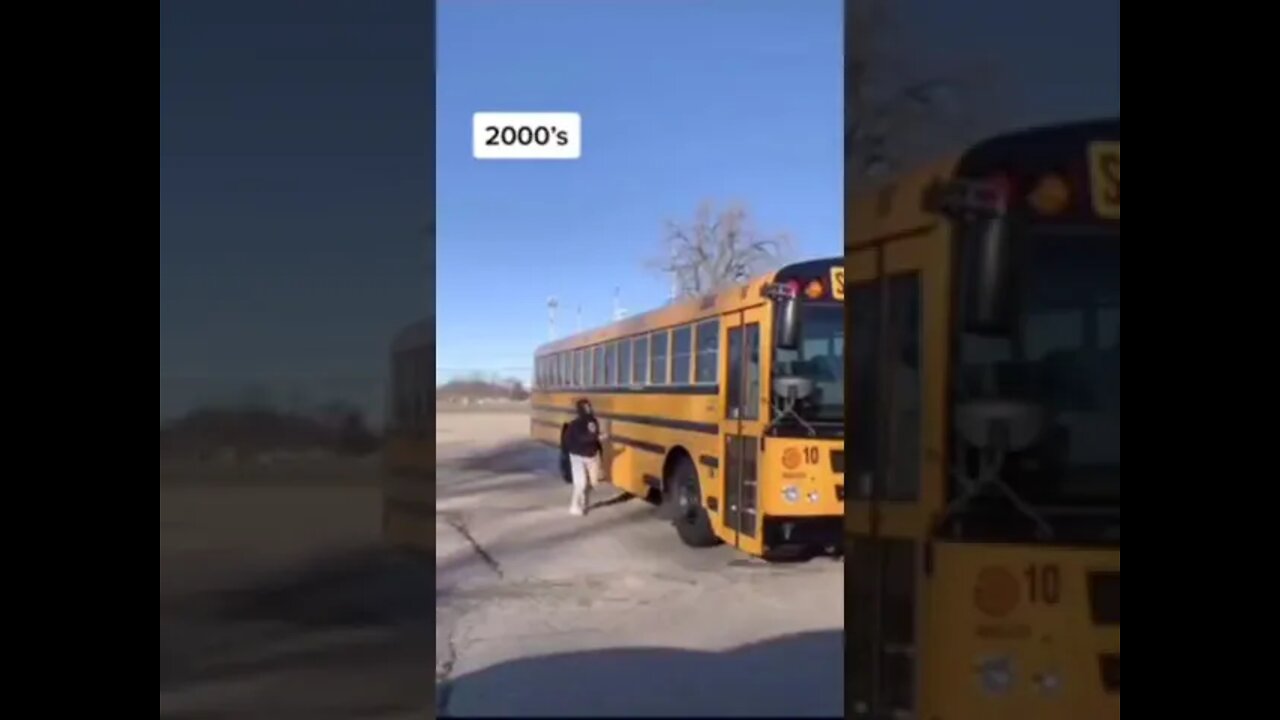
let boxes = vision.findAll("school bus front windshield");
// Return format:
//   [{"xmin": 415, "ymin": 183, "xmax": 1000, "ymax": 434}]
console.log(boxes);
[
  {"xmin": 774, "ymin": 303, "xmax": 844, "ymax": 430},
  {"xmin": 940, "ymin": 128, "xmax": 1120, "ymax": 547},
  {"xmin": 949, "ymin": 220, "xmax": 1120, "ymax": 545}
]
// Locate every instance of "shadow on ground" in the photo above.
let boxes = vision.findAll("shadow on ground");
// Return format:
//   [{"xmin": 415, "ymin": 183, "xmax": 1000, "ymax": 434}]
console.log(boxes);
[
  {"xmin": 160, "ymin": 545, "xmax": 433, "ymax": 709},
  {"xmin": 440, "ymin": 629, "xmax": 843, "ymax": 718},
  {"xmin": 450, "ymin": 440, "xmax": 555, "ymax": 475}
]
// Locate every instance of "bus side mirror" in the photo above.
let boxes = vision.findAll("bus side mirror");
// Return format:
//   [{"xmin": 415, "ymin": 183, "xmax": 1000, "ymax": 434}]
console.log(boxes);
[
  {"xmin": 924, "ymin": 178, "xmax": 1017, "ymax": 336},
  {"xmin": 776, "ymin": 295, "xmax": 801, "ymax": 350},
  {"xmin": 962, "ymin": 215, "xmax": 1016, "ymax": 335}
]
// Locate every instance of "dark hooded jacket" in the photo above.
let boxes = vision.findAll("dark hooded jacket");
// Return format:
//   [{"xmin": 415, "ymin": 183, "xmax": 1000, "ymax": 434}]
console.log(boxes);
[{"xmin": 563, "ymin": 400, "xmax": 603, "ymax": 457}]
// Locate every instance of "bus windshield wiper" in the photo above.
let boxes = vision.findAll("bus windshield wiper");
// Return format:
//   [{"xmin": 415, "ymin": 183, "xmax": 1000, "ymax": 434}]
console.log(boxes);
[
  {"xmin": 941, "ymin": 399, "xmax": 1054, "ymax": 540},
  {"xmin": 768, "ymin": 376, "xmax": 817, "ymax": 438}
]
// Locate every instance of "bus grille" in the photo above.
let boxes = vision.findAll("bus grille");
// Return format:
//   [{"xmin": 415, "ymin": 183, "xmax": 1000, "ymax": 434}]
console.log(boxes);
[{"xmin": 1087, "ymin": 571, "xmax": 1120, "ymax": 625}]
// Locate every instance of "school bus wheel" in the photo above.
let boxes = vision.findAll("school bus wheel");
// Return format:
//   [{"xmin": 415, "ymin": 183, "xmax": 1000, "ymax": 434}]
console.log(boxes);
[{"xmin": 667, "ymin": 456, "xmax": 719, "ymax": 547}]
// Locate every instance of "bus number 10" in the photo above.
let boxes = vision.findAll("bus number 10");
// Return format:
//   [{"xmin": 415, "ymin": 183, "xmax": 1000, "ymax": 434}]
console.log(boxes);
[{"xmin": 1024, "ymin": 564, "xmax": 1061, "ymax": 605}]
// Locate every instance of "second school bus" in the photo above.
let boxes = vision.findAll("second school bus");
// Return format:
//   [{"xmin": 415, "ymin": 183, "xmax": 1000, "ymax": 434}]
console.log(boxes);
[
  {"xmin": 530, "ymin": 259, "xmax": 845, "ymax": 558},
  {"xmin": 845, "ymin": 117, "xmax": 1119, "ymax": 720}
]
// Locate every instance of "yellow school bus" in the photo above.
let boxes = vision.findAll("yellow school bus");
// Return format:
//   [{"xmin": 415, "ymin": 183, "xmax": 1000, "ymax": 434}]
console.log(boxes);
[
  {"xmin": 530, "ymin": 258, "xmax": 845, "ymax": 558},
  {"xmin": 845, "ymin": 117, "xmax": 1119, "ymax": 719},
  {"xmin": 381, "ymin": 318, "xmax": 433, "ymax": 552}
]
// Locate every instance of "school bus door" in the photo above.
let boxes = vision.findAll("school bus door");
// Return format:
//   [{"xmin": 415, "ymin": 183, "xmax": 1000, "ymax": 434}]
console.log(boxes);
[
  {"xmin": 846, "ymin": 225, "xmax": 942, "ymax": 719},
  {"xmin": 720, "ymin": 305, "xmax": 767, "ymax": 555}
]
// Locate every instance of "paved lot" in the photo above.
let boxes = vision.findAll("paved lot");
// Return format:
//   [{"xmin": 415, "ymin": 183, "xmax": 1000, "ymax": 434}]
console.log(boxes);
[
  {"xmin": 435, "ymin": 413, "xmax": 843, "ymax": 718},
  {"xmin": 159, "ymin": 460, "xmax": 432, "ymax": 720},
  {"xmin": 158, "ymin": 411, "xmax": 843, "ymax": 719}
]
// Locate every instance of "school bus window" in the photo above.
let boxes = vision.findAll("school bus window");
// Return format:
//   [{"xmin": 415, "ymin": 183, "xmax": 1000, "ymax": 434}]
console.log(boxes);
[
  {"xmin": 727, "ymin": 327, "xmax": 743, "ymax": 415},
  {"xmin": 605, "ymin": 342, "xmax": 617, "ymax": 386},
  {"xmin": 650, "ymin": 330, "xmax": 669, "ymax": 385},
  {"xmin": 560, "ymin": 352, "xmax": 570, "ymax": 388},
  {"xmin": 573, "ymin": 349, "xmax": 583, "ymax": 388},
  {"xmin": 744, "ymin": 324, "xmax": 761, "ymax": 420},
  {"xmin": 672, "ymin": 325, "xmax": 693, "ymax": 384},
  {"xmin": 887, "ymin": 272, "xmax": 922, "ymax": 500},
  {"xmin": 618, "ymin": 337, "xmax": 632, "ymax": 386},
  {"xmin": 632, "ymin": 335, "xmax": 649, "ymax": 385},
  {"xmin": 694, "ymin": 319, "xmax": 719, "ymax": 384},
  {"xmin": 593, "ymin": 346, "xmax": 605, "ymax": 388},
  {"xmin": 849, "ymin": 280, "xmax": 879, "ymax": 498}
]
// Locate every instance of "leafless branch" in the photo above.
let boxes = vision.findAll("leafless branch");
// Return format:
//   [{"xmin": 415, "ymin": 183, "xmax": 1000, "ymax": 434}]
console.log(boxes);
[
  {"xmin": 652, "ymin": 200, "xmax": 792, "ymax": 299},
  {"xmin": 846, "ymin": 0, "xmax": 1007, "ymax": 192}
]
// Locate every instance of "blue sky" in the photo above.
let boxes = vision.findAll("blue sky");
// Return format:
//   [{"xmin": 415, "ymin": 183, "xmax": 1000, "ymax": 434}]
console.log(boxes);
[
  {"xmin": 160, "ymin": 0, "xmax": 432, "ymax": 418},
  {"xmin": 435, "ymin": 0, "xmax": 845, "ymax": 383}
]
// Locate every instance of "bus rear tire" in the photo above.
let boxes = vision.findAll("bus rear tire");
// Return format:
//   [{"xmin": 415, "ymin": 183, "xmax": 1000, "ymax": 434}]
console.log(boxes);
[{"xmin": 668, "ymin": 457, "xmax": 719, "ymax": 548}]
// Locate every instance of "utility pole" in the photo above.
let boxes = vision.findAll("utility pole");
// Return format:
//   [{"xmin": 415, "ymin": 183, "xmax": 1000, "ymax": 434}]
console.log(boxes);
[
  {"xmin": 546, "ymin": 296, "xmax": 558, "ymax": 341},
  {"xmin": 613, "ymin": 287, "xmax": 627, "ymax": 321}
]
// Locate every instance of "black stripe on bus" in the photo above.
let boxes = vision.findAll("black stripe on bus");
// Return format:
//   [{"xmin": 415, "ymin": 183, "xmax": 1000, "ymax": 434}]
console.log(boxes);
[
  {"xmin": 532, "ymin": 404, "xmax": 719, "ymax": 435},
  {"xmin": 531, "ymin": 418, "xmax": 561, "ymax": 430},
  {"xmin": 699, "ymin": 454, "xmax": 719, "ymax": 469},
  {"xmin": 534, "ymin": 384, "xmax": 720, "ymax": 396},
  {"xmin": 612, "ymin": 435, "xmax": 664, "ymax": 455}
]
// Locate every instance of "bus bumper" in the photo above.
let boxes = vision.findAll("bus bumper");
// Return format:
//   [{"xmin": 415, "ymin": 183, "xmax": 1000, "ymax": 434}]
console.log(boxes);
[{"xmin": 763, "ymin": 515, "xmax": 844, "ymax": 551}]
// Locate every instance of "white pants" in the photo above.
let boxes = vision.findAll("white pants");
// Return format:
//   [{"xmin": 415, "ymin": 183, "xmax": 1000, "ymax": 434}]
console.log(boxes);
[{"xmin": 569, "ymin": 453, "xmax": 602, "ymax": 514}]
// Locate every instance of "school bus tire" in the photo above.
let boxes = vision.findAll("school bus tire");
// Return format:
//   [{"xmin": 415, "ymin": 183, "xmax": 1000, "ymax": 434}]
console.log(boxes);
[{"xmin": 668, "ymin": 456, "xmax": 720, "ymax": 548}]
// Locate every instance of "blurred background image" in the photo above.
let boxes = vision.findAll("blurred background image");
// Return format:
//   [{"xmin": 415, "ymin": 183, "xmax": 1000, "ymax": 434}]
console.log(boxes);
[
  {"xmin": 843, "ymin": 2, "xmax": 1119, "ymax": 719},
  {"xmin": 160, "ymin": 2, "xmax": 433, "ymax": 718}
]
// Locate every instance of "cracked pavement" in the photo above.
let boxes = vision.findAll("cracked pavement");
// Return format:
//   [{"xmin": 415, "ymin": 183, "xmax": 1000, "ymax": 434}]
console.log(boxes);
[{"xmin": 433, "ymin": 412, "xmax": 843, "ymax": 718}]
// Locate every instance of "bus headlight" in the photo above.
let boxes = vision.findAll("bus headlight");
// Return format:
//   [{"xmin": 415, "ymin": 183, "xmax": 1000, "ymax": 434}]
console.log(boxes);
[
  {"xmin": 782, "ymin": 486, "xmax": 800, "ymax": 503},
  {"xmin": 1034, "ymin": 671, "xmax": 1062, "ymax": 696},
  {"xmin": 807, "ymin": 491, "xmax": 820, "ymax": 503},
  {"xmin": 977, "ymin": 656, "xmax": 1013, "ymax": 695}
]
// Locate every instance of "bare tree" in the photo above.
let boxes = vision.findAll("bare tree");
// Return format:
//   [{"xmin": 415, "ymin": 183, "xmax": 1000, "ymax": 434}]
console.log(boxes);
[
  {"xmin": 652, "ymin": 200, "xmax": 792, "ymax": 299},
  {"xmin": 846, "ymin": 0, "xmax": 1006, "ymax": 192}
]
